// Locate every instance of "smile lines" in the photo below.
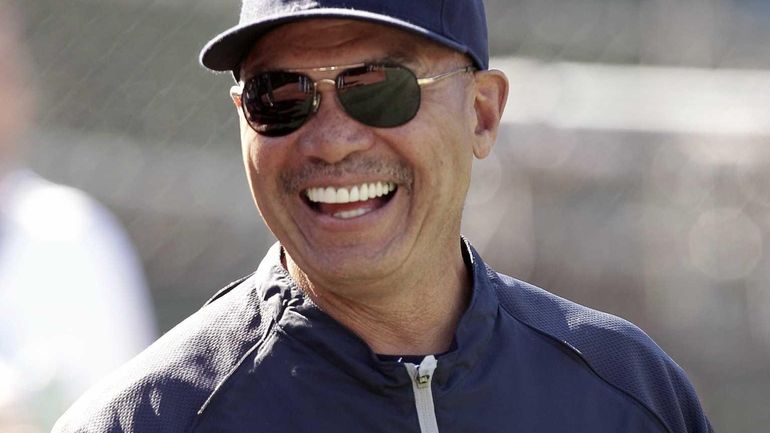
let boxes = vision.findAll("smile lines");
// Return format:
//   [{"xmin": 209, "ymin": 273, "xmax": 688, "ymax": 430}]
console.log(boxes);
[{"xmin": 305, "ymin": 181, "xmax": 396, "ymax": 204}]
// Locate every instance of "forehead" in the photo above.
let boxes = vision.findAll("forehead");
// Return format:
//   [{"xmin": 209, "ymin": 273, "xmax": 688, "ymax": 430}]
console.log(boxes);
[{"xmin": 241, "ymin": 19, "xmax": 460, "ymax": 73}]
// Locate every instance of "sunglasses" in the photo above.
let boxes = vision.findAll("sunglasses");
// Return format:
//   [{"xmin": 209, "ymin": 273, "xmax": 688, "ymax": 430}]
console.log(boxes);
[{"xmin": 233, "ymin": 63, "xmax": 476, "ymax": 137}]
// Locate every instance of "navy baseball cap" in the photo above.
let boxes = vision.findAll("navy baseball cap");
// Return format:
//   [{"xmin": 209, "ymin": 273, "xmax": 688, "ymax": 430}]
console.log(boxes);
[{"xmin": 200, "ymin": 0, "xmax": 489, "ymax": 79}]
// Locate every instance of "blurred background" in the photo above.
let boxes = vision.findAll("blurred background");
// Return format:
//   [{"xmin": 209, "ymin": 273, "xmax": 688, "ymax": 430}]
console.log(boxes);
[{"xmin": 4, "ymin": 0, "xmax": 769, "ymax": 431}]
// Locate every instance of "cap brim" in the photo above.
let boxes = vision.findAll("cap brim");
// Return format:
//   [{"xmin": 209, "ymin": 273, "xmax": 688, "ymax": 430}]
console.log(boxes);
[{"xmin": 199, "ymin": 8, "xmax": 478, "ymax": 78}]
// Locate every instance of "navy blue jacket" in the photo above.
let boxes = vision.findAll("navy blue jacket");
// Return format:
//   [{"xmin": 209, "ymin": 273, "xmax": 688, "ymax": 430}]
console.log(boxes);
[{"xmin": 53, "ymin": 241, "xmax": 713, "ymax": 433}]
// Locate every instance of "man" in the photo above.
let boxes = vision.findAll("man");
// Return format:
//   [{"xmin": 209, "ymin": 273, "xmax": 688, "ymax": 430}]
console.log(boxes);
[{"xmin": 54, "ymin": 0, "xmax": 714, "ymax": 432}]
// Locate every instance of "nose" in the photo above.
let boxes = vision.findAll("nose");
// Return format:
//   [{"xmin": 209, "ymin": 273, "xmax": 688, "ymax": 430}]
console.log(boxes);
[{"xmin": 296, "ymin": 82, "xmax": 375, "ymax": 164}]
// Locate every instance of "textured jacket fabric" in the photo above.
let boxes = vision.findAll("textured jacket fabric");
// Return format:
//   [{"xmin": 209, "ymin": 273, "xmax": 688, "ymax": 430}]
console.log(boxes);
[{"xmin": 53, "ymin": 240, "xmax": 714, "ymax": 433}]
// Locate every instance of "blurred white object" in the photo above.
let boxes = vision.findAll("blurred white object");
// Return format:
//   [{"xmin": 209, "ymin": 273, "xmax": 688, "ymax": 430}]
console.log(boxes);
[{"xmin": 0, "ymin": 169, "xmax": 156, "ymax": 431}]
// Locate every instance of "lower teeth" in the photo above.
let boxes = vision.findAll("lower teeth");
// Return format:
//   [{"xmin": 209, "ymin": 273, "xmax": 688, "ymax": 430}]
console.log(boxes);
[{"xmin": 333, "ymin": 208, "xmax": 368, "ymax": 219}]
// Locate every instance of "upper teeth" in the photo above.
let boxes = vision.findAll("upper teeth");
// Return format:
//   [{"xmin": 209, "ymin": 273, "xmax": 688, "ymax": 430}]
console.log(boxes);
[{"xmin": 305, "ymin": 182, "xmax": 396, "ymax": 204}]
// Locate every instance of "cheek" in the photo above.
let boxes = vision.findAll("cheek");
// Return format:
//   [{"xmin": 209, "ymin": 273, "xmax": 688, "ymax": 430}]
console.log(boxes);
[
  {"xmin": 240, "ymin": 128, "xmax": 279, "ymax": 176},
  {"xmin": 416, "ymin": 107, "xmax": 476, "ymax": 204},
  {"xmin": 383, "ymin": 118, "xmax": 474, "ymax": 211},
  {"xmin": 237, "ymin": 108, "xmax": 305, "ymax": 212},
  {"xmin": 239, "ymin": 131, "xmax": 288, "ymax": 202},
  {"xmin": 411, "ymin": 108, "xmax": 475, "ymax": 174},
  {"xmin": 243, "ymin": 140, "xmax": 290, "ymax": 229}
]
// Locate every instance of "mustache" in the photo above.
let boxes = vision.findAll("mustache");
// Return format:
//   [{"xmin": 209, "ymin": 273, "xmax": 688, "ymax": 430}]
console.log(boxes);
[{"xmin": 280, "ymin": 156, "xmax": 414, "ymax": 195}]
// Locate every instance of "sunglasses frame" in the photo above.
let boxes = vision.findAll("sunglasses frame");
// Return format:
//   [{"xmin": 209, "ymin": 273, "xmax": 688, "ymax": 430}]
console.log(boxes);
[{"xmin": 231, "ymin": 63, "xmax": 476, "ymax": 136}]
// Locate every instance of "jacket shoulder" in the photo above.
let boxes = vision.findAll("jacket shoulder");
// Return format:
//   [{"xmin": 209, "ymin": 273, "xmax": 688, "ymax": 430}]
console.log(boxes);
[
  {"xmin": 487, "ymin": 267, "xmax": 713, "ymax": 433},
  {"xmin": 52, "ymin": 274, "xmax": 271, "ymax": 433}
]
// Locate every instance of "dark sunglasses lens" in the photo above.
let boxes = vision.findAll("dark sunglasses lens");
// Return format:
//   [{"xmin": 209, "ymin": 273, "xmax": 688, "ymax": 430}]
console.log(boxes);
[
  {"xmin": 338, "ymin": 66, "xmax": 420, "ymax": 128},
  {"xmin": 243, "ymin": 72, "xmax": 314, "ymax": 137}
]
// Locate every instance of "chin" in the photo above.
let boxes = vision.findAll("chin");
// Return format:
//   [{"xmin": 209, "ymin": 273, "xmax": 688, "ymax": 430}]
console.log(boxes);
[{"xmin": 289, "ymin": 236, "xmax": 411, "ymax": 283}]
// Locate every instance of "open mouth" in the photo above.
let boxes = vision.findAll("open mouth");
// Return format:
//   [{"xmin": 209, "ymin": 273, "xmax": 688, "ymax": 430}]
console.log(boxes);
[{"xmin": 303, "ymin": 181, "xmax": 398, "ymax": 219}]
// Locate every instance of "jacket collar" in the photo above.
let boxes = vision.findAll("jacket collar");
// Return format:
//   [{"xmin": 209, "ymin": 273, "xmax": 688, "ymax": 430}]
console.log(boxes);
[{"xmin": 250, "ymin": 239, "xmax": 499, "ymax": 394}]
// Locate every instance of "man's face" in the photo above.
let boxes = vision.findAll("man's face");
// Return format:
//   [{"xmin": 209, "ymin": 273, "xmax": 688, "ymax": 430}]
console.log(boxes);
[{"xmin": 235, "ymin": 19, "xmax": 494, "ymax": 293}]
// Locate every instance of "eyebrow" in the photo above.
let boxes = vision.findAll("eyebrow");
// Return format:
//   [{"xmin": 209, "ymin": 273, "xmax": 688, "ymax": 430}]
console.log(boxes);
[{"xmin": 375, "ymin": 51, "xmax": 419, "ymax": 67}]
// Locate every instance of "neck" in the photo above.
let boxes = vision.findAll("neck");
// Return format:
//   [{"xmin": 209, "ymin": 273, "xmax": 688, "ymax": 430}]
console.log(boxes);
[{"xmin": 285, "ymin": 245, "xmax": 471, "ymax": 355}]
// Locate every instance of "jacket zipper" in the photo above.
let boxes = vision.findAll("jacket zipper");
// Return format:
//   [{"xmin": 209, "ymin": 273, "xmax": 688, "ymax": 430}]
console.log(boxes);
[{"xmin": 404, "ymin": 355, "xmax": 440, "ymax": 433}]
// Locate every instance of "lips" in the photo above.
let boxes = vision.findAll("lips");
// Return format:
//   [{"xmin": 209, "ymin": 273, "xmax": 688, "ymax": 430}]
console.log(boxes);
[{"xmin": 303, "ymin": 181, "xmax": 397, "ymax": 219}]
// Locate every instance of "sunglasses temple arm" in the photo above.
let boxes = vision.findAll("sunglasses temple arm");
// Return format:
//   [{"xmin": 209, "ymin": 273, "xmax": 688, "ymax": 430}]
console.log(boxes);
[{"xmin": 417, "ymin": 66, "xmax": 476, "ymax": 87}]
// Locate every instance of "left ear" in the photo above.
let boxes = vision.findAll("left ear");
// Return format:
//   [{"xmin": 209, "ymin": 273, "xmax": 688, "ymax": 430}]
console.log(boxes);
[{"xmin": 471, "ymin": 70, "xmax": 509, "ymax": 159}]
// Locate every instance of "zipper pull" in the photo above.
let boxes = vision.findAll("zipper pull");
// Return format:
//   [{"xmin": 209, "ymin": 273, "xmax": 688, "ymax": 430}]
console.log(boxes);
[{"xmin": 414, "ymin": 355, "xmax": 438, "ymax": 389}]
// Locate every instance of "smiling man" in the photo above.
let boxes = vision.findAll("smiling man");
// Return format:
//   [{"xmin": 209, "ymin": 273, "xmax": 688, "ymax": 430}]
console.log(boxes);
[
  {"xmin": 229, "ymin": 19, "xmax": 495, "ymax": 357},
  {"xmin": 54, "ymin": 1, "xmax": 713, "ymax": 432}
]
